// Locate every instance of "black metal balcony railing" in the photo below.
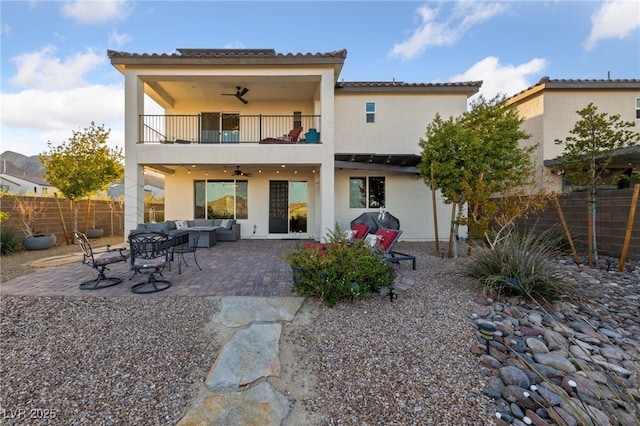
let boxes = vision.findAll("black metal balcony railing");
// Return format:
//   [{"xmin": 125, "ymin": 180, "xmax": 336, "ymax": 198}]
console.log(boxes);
[{"xmin": 139, "ymin": 114, "xmax": 321, "ymax": 144}]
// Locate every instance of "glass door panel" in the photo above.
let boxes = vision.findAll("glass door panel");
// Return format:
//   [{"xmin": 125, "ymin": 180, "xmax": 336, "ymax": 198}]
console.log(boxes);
[{"xmin": 289, "ymin": 181, "xmax": 307, "ymax": 233}]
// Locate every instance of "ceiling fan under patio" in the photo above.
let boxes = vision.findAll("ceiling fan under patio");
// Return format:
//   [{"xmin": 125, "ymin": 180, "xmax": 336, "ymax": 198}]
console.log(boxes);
[
  {"xmin": 222, "ymin": 86, "xmax": 249, "ymax": 104},
  {"xmin": 231, "ymin": 166, "xmax": 253, "ymax": 177}
]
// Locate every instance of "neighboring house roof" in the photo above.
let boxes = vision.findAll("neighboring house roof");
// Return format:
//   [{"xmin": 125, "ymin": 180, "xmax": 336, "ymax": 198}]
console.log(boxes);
[
  {"xmin": 0, "ymin": 172, "xmax": 49, "ymax": 187},
  {"xmin": 508, "ymin": 77, "xmax": 640, "ymax": 102},
  {"xmin": 0, "ymin": 175, "xmax": 21, "ymax": 186}
]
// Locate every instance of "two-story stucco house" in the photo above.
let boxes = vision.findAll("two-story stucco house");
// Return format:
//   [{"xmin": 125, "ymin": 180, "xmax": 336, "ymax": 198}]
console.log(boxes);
[
  {"xmin": 506, "ymin": 77, "xmax": 640, "ymax": 192},
  {"xmin": 108, "ymin": 48, "xmax": 481, "ymax": 240}
]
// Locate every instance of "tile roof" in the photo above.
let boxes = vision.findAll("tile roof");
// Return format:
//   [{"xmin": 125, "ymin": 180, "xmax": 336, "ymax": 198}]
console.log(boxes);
[
  {"xmin": 337, "ymin": 81, "xmax": 482, "ymax": 88},
  {"xmin": 107, "ymin": 48, "xmax": 348, "ymax": 59},
  {"xmin": 509, "ymin": 77, "xmax": 640, "ymax": 99}
]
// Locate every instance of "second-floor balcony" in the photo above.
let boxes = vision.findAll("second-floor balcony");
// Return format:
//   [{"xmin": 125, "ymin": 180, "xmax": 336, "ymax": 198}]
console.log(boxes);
[{"xmin": 140, "ymin": 114, "xmax": 322, "ymax": 144}]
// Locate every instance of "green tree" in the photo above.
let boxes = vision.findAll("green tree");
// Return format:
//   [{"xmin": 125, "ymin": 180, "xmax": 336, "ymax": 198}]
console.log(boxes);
[
  {"xmin": 554, "ymin": 102, "xmax": 640, "ymax": 265},
  {"xmin": 419, "ymin": 95, "xmax": 538, "ymax": 257},
  {"xmin": 40, "ymin": 122, "xmax": 124, "ymax": 237}
]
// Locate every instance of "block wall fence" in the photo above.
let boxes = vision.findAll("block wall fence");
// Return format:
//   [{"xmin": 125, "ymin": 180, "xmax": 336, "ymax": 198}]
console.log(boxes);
[
  {"xmin": 517, "ymin": 188, "xmax": 640, "ymax": 261},
  {"xmin": 1, "ymin": 192, "xmax": 638, "ymax": 261}
]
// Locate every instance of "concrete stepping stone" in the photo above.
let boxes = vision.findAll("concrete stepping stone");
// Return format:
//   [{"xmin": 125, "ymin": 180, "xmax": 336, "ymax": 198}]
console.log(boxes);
[
  {"xmin": 206, "ymin": 323, "xmax": 281, "ymax": 390},
  {"xmin": 178, "ymin": 382, "xmax": 292, "ymax": 426},
  {"xmin": 220, "ymin": 296, "xmax": 304, "ymax": 327}
]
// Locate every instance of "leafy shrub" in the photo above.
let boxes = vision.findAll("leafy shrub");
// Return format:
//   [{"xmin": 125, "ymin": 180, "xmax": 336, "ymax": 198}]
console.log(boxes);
[
  {"xmin": 283, "ymin": 225, "xmax": 396, "ymax": 307},
  {"xmin": 1, "ymin": 227, "xmax": 19, "ymax": 255},
  {"xmin": 466, "ymin": 227, "xmax": 574, "ymax": 302}
]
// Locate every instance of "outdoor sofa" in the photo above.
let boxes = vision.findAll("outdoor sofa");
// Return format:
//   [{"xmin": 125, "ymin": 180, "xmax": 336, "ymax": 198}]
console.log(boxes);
[{"xmin": 133, "ymin": 219, "xmax": 241, "ymax": 247}]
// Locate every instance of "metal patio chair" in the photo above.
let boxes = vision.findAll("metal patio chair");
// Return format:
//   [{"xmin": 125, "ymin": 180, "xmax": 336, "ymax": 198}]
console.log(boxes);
[
  {"xmin": 74, "ymin": 230, "xmax": 130, "ymax": 290},
  {"xmin": 171, "ymin": 231, "xmax": 202, "ymax": 274},
  {"xmin": 128, "ymin": 231, "xmax": 172, "ymax": 294}
]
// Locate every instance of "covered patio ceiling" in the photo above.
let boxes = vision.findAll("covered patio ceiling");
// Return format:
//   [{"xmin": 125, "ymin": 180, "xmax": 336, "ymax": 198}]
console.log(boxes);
[
  {"xmin": 544, "ymin": 146, "xmax": 640, "ymax": 171},
  {"xmin": 334, "ymin": 153, "xmax": 421, "ymax": 174}
]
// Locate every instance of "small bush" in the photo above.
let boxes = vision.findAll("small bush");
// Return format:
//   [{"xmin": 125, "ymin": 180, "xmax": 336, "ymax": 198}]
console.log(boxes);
[
  {"xmin": 283, "ymin": 225, "xmax": 396, "ymax": 307},
  {"xmin": 466, "ymin": 227, "xmax": 574, "ymax": 302},
  {"xmin": 1, "ymin": 227, "xmax": 20, "ymax": 255}
]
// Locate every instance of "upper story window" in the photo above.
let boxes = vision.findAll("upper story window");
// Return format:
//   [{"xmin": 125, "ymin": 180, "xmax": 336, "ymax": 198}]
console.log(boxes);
[
  {"xmin": 349, "ymin": 176, "xmax": 385, "ymax": 208},
  {"xmin": 366, "ymin": 102, "xmax": 375, "ymax": 123},
  {"xmin": 293, "ymin": 111, "xmax": 302, "ymax": 128},
  {"xmin": 636, "ymin": 98, "xmax": 640, "ymax": 119}
]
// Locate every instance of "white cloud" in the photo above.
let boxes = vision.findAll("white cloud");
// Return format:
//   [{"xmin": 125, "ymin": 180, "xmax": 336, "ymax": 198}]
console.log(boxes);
[
  {"xmin": 450, "ymin": 56, "xmax": 548, "ymax": 99},
  {"xmin": 60, "ymin": 0, "xmax": 132, "ymax": 25},
  {"xmin": 1, "ymin": 85, "xmax": 124, "ymax": 130},
  {"xmin": 389, "ymin": 2, "xmax": 507, "ymax": 61},
  {"xmin": 584, "ymin": 0, "xmax": 640, "ymax": 51},
  {"xmin": 1, "ymin": 85, "xmax": 124, "ymax": 156},
  {"xmin": 108, "ymin": 30, "xmax": 132, "ymax": 47},
  {"xmin": 224, "ymin": 41, "xmax": 246, "ymax": 49},
  {"xmin": 9, "ymin": 47, "xmax": 104, "ymax": 90},
  {"xmin": 1, "ymin": 23, "xmax": 10, "ymax": 37}
]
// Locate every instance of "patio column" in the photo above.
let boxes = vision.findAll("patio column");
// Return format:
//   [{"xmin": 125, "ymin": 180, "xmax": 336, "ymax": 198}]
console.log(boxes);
[
  {"xmin": 318, "ymin": 70, "xmax": 335, "ymax": 240},
  {"xmin": 123, "ymin": 73, "xmax": 145, "ymax": 238}
]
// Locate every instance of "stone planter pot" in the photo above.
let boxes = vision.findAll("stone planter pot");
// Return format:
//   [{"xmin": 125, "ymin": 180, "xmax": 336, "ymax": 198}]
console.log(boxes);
[
  {"xmin": 87, "ymin": 228, "xmax": 104, "ymax": 239},
  {"xmin": 23, "ymin": 234, "xmax": 57, "ymax": 251}
]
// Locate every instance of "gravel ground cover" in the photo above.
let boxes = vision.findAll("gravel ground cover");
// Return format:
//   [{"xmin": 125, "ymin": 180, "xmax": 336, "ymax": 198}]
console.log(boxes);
[
  {"xmin": 1, "ymin": 241, "xmax": 498, "ymax": 425},
  {"xmin": 12, "ymin": 242, "xmax": 637, "ymax": 424}
]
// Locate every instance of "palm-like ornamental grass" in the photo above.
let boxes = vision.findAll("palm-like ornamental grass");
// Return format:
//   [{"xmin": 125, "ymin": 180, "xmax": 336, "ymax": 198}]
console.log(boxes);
[{"xmin": 466, "ymin": 227, "xmax": 575, "ymax": 302}]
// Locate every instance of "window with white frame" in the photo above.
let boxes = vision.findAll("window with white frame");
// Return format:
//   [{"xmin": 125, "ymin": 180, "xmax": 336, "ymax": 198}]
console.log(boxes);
[
  {"xmin": 349, "ymin": 176, "xmax": 385, "ymax": 208},
  {"xmin": 366, "ymin": 102, "xmax": 375, "ymax": 123},
  {"xmin": 636, "ymin": 98, "xmax": 640, "ymax": 119}
]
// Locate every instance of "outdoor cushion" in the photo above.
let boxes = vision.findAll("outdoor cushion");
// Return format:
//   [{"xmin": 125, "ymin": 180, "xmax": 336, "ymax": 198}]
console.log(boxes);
[
  {"xmin": 145, "ymin": 222, "xmax": 170, "ymax": 234},
  {"xmin": 260, "ymin": 126, "xmax": 303, "ymax": 143},
  {"xmin": 375, "ymin": 229, "xmax": 400, "ymax": 254},
  {"xmin": 351, "ymin": 223, "xmax": 370, "ymax": 239},
  {"xmin": 175, "ymin": 220, "xmax": 189, "ymax": 230},
  {"xmin": 220, "ymin": 219, "xmax": 231, "ymax": 229}
]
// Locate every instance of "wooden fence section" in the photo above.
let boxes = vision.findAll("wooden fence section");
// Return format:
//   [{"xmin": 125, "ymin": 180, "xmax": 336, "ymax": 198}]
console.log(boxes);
[
  {"xmin": 517, "ymin": 188, "xmax": 640, "ymax": 261},
  {"xmin": 1, "ymin": 197, "xmax": 126, "ymax": 243}
]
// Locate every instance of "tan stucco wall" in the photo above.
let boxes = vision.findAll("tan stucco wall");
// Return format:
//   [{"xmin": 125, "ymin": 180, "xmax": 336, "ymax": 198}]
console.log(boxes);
[{"xmin": 334, "ymin": 93, "xmax": 468, "ymax": 154}]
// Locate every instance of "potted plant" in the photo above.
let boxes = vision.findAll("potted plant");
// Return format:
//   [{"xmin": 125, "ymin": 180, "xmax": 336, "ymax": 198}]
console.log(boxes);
[
  {"xmin": 86, "ymin": 205, "xmax": 104, "ymax": 238},
  {"xmin": 14, "ymin": 195, "xmax": 57, "ymax": 250}
]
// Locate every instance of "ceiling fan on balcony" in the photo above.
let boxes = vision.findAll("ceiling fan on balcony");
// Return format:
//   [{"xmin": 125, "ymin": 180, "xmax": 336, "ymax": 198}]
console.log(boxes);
[
  {"xmin": 222, "ymin": 86, "xmax": 249, "ymax": 104},
  {"xmin": 231, "ymin": 166, "xmax": 253, "ymax": 177}
]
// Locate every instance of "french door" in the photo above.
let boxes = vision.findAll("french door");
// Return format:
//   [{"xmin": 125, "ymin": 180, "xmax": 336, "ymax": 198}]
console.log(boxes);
[
  {"xmin": 201, "ymin": 112, "xmax": 239, "ymax": 143},
  {"xmin": 269, "ymin": 181, "xmax": 307, "ymax": 234}
]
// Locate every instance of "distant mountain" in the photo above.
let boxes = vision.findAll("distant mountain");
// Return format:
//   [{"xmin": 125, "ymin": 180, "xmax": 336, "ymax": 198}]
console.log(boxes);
[
  {"xmin": 1, "ymin": 150, "xmax": 164, "ymax": 193},
  {"xmin": 0, "ymin": 151, "xmax": 48, "ymax": 185}
]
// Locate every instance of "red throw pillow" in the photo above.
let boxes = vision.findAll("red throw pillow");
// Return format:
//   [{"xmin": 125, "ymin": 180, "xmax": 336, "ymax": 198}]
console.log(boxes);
[
  {"xmin": 375, "ymin": 229, "xmax": 399, "ymax": 253},
  {"xmin": 351, "ymin": 224, "xmax": 370, "ymax": 239}
]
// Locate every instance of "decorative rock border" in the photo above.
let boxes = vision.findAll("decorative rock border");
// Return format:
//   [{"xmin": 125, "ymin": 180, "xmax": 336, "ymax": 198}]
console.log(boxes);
[{"xmin": 469, "ymin": 257, "xmax": 640, "ymax": 425}]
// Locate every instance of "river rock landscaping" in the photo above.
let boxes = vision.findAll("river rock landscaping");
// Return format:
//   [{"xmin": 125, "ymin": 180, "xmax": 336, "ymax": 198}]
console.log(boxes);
[{"xmin": 471, "ymin": 256, "xmax": 640, "ymax": 426}]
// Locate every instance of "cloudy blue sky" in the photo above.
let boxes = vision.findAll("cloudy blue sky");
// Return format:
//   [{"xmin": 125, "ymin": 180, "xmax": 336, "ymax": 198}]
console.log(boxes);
[{"xmin": 1, "ymin": 0, "xmax": 639, "ymax": 156}]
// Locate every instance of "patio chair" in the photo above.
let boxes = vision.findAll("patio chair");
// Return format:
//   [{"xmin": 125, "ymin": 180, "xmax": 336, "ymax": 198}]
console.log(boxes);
[
  {"xmin": 372, "ymin": 228, "xmax": 416, "ymax": 270},
  {"xmin": 73, "ymin": 230, "xmax": 130, "ymax": 290},
  {"xmin": 260, "ymin": 126, "xmax": 303, "ymax": 144},
  {"xmin": 128, "ymin": 231, "xmax": 172, "ymax": 294},
  {"xmin": 171, "ymin": 231, "xmax": 202, "ymax": 274}
]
